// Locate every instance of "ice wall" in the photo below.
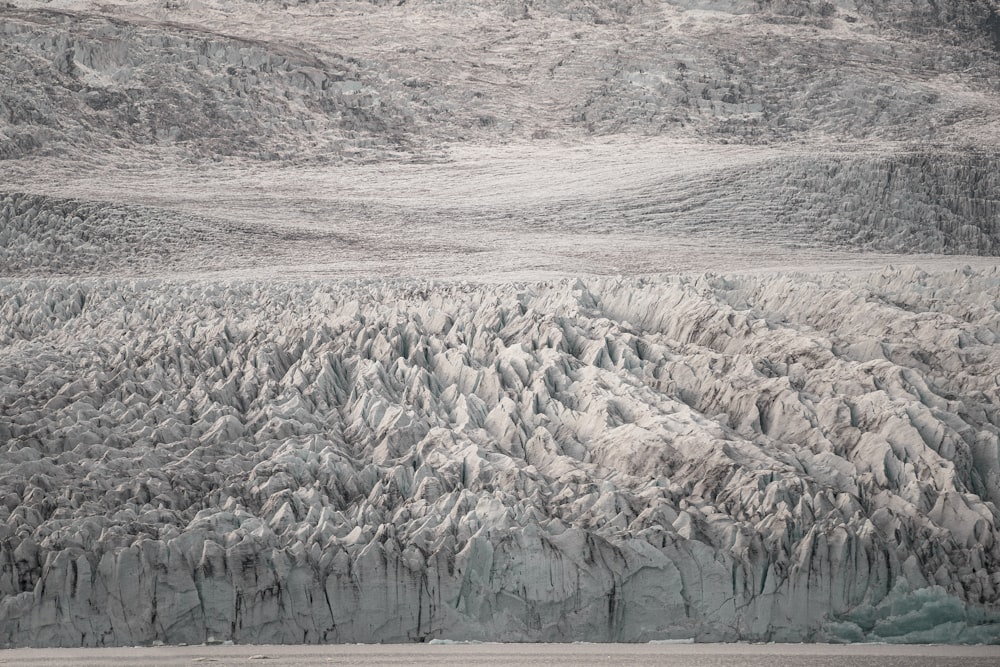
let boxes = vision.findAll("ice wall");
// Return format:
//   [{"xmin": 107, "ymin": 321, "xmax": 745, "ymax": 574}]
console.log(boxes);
[{"xmin": 1, "ymin": 269, "xmax": 998, "ymax": 646}]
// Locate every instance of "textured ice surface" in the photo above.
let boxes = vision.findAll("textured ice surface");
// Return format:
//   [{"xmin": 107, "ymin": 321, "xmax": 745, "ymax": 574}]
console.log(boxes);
[
  {"xmin": 4, "ymin": 146, "xmax": 1000, "ymax": 282},
  {"xmin": 2, "ymin": 0, "xmax": 1000, "ymax": 282},
  {"xmin": 3, "ymin": 0, "xmax": 1000, "ymax": 649},
  {"xmin": 1, "ymin": 268, "xmax": 998, "ymax": 646}
]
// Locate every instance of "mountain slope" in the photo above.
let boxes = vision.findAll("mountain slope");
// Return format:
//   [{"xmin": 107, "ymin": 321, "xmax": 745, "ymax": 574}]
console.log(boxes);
[{"xmin": 2, "ymin": 0, "xmax": 1000, "ymax": 158}]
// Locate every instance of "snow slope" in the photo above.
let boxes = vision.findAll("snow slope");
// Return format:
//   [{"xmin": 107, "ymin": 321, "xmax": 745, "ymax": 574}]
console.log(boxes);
[{"xmin": 3, "ymin": 144, "xmax": 1000, "ymax": 280}]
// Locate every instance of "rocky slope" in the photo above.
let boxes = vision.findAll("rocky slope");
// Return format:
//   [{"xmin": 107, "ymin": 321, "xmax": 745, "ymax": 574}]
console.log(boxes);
[{"xmin": 3, "ymin": 0, "xmax": 1000, "ymax": 158}]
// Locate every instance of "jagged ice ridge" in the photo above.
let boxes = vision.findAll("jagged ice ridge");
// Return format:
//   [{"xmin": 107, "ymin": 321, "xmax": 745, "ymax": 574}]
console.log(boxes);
[{"xmin": 1, "ymin": 268, "xmax": 999, "ymax": 646}]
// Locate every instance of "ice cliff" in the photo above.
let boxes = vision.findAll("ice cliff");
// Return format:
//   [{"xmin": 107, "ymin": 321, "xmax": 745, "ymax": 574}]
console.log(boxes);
[{"xmin": 1, "ymin": 268, "xmax": 999, "ymax": 646}]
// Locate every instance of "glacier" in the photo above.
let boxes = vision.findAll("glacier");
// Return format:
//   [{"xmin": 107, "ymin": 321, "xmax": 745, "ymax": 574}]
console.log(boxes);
[
  {"xmin": 3, "ymin": 0, "xmax": 1000, "ymax": 649},
  {"xmin": 1, "ymin": 268, "xmax": 998, "ymax": 646}
]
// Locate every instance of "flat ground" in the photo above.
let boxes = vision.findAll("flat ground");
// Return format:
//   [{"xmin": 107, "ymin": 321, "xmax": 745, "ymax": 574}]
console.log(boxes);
[
  {"xmin": 2, "ymin": 642, "xmax": 999, "ymax": 666},
  {"xmin": 7, "ymin": 139, "xmax": 996, "ymax": 280}
]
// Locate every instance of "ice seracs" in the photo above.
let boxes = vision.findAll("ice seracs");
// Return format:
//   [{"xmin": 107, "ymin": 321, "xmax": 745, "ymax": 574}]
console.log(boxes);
[
  {"xmin": 2, "ymin": 0, "xmax": 1000, "ymax": 648},
  {"xmin": 1, "ymin": 268, "xmax": 998, "ymax": 646}
]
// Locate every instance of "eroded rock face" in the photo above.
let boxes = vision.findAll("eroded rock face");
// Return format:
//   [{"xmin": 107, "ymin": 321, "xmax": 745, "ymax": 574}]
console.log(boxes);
[{"xmin": 1, "ymin": 268, "xmax": 998, "ymax": 646}]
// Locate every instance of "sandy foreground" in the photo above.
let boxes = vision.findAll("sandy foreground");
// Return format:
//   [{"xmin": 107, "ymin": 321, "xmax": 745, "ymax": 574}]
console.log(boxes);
[{"xmin": 2, "ymin": 642, "xmax": 1000, "ymax": 666}]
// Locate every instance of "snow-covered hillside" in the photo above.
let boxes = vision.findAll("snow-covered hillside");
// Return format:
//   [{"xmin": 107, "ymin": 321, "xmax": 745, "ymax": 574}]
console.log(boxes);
[{"xmin": 1, "ymin": 0, "xmax": 1000, "ymax": 648}]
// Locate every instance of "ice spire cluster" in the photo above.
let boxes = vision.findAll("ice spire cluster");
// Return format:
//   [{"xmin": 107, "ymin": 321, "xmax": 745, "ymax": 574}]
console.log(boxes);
[{"xmin": 2, "ymin": 268, "xmax": 998, "ymax": 646}]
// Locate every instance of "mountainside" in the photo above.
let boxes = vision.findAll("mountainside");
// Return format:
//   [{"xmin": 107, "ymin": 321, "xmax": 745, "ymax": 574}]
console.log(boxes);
[
  {"xmin": 3, "ymin": 0, "xmax": 1000, "ymax": 275},
  {"xmin": 2, "ymin": 0, "xmax": 1000, "ymax": 648},
  {"xmin": 3, "ymin": 0, "xmax": 1000, "ymax": 159}
]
